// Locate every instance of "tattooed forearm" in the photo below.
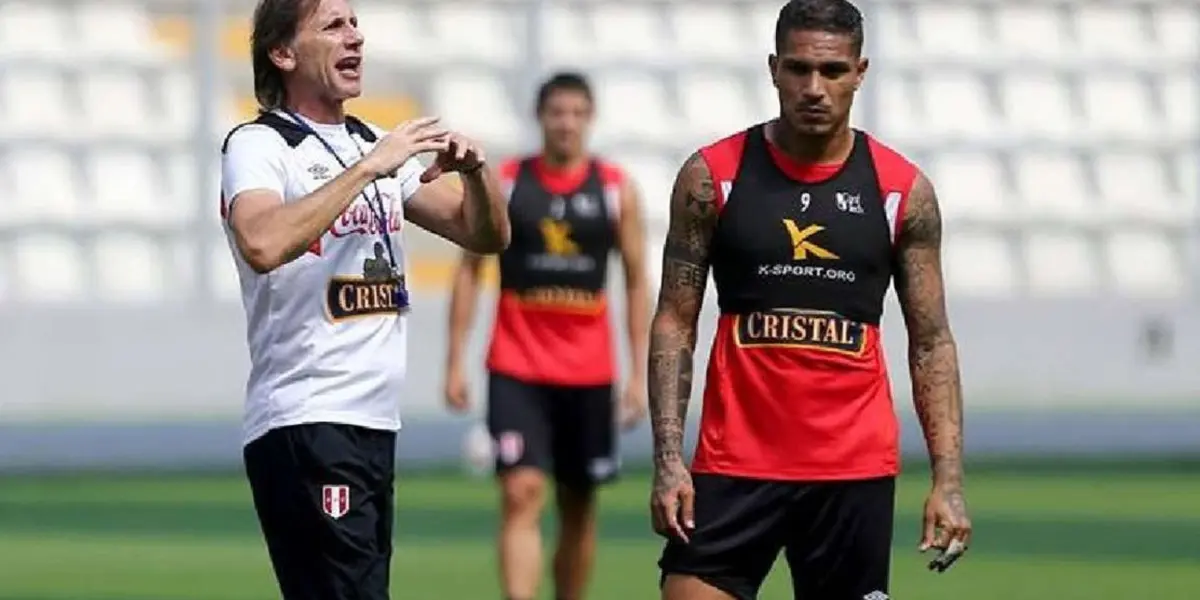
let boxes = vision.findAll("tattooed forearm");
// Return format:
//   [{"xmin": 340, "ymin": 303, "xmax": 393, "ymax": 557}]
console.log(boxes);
[
  {"xmin": 896, "ymin": 174, "xmax": 965, "ymax": 489},
  {"xmin": 648, "ymin": 152, "xmax": 717, "ymax": 466}
]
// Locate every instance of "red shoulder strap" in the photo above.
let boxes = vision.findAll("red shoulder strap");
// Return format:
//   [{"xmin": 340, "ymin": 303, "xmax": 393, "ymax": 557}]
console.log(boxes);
[{"xmin": 697, "ymin": 130, "xmax": 749, "ymax": 214}]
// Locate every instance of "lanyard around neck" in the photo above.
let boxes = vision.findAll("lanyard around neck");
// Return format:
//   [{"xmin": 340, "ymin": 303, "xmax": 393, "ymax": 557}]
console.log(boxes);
[{"xmin": 281, "ymin": 110, "xmax": 399, "ymax": 272}]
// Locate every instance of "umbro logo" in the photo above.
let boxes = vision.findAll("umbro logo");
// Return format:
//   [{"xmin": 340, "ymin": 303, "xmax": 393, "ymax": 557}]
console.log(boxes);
[
  {"xmin": 308, "ymin": 163, "xmax": 332, "ymax": 180},
  {"xmin": 863, "ymin": 591, "xmax": 890, "ymax": 600}
]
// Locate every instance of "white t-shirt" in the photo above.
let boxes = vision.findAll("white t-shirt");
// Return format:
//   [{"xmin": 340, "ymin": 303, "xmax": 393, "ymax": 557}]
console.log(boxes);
[{"xmin": 219, "ymin": 109, "xmax": 425, "ymax": 446}]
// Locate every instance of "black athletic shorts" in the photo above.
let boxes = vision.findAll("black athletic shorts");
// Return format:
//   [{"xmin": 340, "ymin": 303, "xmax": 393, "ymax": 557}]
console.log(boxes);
[
  {"xmin": 486, "ymin": 370, "xmax": 618, "ymax": 488},
  {"xmin": 243, "ymin": 422, "xmax": 397, "ymax": 600},
  {"xmin": 658, "ymin": 473, "xmax": 896, "ymax": 600}
]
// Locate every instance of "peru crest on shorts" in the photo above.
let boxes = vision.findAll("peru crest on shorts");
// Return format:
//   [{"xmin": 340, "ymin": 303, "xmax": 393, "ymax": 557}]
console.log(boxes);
[{"xmin": 322, "ymin": 484, "xmax": 350, "ymax": 519}]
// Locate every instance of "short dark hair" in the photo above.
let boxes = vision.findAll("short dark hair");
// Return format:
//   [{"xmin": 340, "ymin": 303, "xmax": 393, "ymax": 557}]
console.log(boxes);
[
  {"xmin": 535, "ymin": 72, "xmax": 594, "ymax": 115},
  {"xmin": 774, "ymin": 0, "xmax": 865, "ymax": 55},
  {"xmin": 250, "ymin": 0, "xmax": 320, "ymax": 111}
]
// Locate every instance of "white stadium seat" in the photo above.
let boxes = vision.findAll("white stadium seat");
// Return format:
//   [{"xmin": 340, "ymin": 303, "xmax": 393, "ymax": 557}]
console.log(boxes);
[
  {"xmin": 922, "ymin": 74, "xmax": 998, "ymax": 139},
  {"xmin": 1155, "ymin": 4, "xmax": 1199, "ymax": 59},
  {"xmin": 995, "ymin": 6, "xmax": 1066, "ymax": 60},
  {"xmin": 355, "ymin": 4, "xmax": 437, "ymax": 65},
  {"xmin": 746, "ymin": 3, "xmax": 780, "ymax": 48},
  {"xmin": 677, "ymin": 72, "xmax": 758, "ymax": 143},
  {"xmin": 913, "ymin": 4, "xmax": 988, "ymax": 58},
  {"xmin": 592, "ymin": 4, "xmax": 667, "ymax": 63},
  {"xmin": 1074, "ymin": 5, "xmax": 1150, "ymax": 63},
  {"xmin": 12, "ymin": 235, "xmax": 85, "ymax": 302},
  {"xmin": 429, "ymin": 4, "xmax": 519, "ymax": 67},
  {"xmin": 8, "ymin": 150, "xmax": 82, "ymax": 223},
  {"xmin": 210, "ymin": 238, "xmax": 242, "ymax": 302},
  {"xmin": 74, "ymin": 3, "xmax": 162, "ymax": 63},
  {"xmin": 166, "ymin": 152, "xmax": 210, "ymax": 226},
  {"xmin": 943, "ymin": 233, "xmax": 1018, "ymax": 297},
  {"xmin": 79, "ymin": 72, "xmax": 157, "ymax": 141},
  {"xmin": 1160, "ymin": 75, "xmax": 1197, "ymax": 137},
  {"xmin": 430, "ymin": 72, "xmax": 521, "ymax": 150},
  {"xmin": 670, "ymin": 4, "xmax": 751, "ymax": 65},
  {"xmin": 931, "ymin": 152, "xmax": 1011, "ymax": 222},
  {"xmin": 93, "ymin": 233, "xmax": 168, "ymax": 302},
  {"xmin": 540, "ymin": 5, "xmax": 592, "ymax": 69},
  {"xmin": 0, "ymin": 2, "xmax": 73, "ymax": 61},
  {"xmin": 1105, "ymin": 232, "xmax": 1183, "ymax": 297},
  {"xmin": 0, "ymin": 71, "xmax": 77, "ymax": 140},
  {"xmin": 0, "ymin": 246, "xmax": 9, "ymax": 302},
  {"xmin": 615, "ymin": 153, "xmax": 677, "ymax": 226},
  {"xmin": 86, "ymin": 150, "xmax": 170, "ymax": 225},
  {"xmin": 1013, "ymin": 152, "xmax": 1093, "ymax": 223},
  {"xmin": 593, "ymin": 73, "xmax": 676, "ymax": 147},
  {"xmin": 1081, "ymin": 75, "xmax": 1155, "ymax": 139},
  {"xmin": 1178, "ymin": 152, "xmax": 1199, "ymax": 202},
  {"xmin": 1093, "ymin": 152, "xmax": 1181, "ymax": 222},
  {"xmin": 873, "ymin": 74, "xmax": 923, "ymax": 140},
  {"xmin": 1024, "ymin": 233, "xmax": 1099, "ymax": 296},
  {"xmin": 1001, "ymin": 74, "xmax": 1076, "ymax": 141},
  {"xmin": 158, "ymin": 71, "xmax": 198, "ymax": 141}
]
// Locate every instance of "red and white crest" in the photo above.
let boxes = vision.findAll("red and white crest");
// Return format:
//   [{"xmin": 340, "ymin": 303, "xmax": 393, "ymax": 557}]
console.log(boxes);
[
  {"xmin": 496, "ymin": 431, "xmax": 525, "ymax": 465},
  {"xmin": 322, "ymin": 484, "xmax": 350, "ymax": 519}
]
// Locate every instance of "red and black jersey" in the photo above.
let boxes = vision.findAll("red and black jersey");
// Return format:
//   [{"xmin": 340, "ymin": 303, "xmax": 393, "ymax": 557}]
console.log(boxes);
[
  {"xmin": 485, "ymin": 156, "xmax": 625, "ymax": 386},
  {"xmin": 692, "ymin": 124, "xmax": 918, "ymax": 481}
]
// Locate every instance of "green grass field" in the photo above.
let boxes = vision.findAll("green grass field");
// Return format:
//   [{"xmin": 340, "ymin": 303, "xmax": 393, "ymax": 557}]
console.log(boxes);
[{"xmin": 1, "ymin": 460, "xmax": 1197, "ymax": 599}]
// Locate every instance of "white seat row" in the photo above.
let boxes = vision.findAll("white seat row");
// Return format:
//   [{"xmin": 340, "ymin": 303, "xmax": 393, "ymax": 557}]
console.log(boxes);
[
  {"xmin": 930, "ymin": 151, "xmax": 1197, "ymax": 223},
  {"xmin": 430, "ymin": 71, "xmax": 1198, "ymax": 151},
  {"xmin": 352, "ymin": 2, "xmax": 1199, "ymax": 66},
  {"xmin": 0, "ymin": 70, "xmax": 237, "ymax": 142},
  {"xmin": 868, "ymin": 3, "xmax": 1196, "ymax": 63},
  {"xmin": 2, "ymin": 1, "xmax": 1194, "ymax": 68},
  {"xmin": 0, "ymin": 150, "xmax": 216, "ymax": 226},
  {"xmin": 0, "ymin": 68, "xmax": 1191, "ymax": 149},
  {"xmin": 944, "ymin": 231, "xmax": 1186, "ymax": 298},
  {"xmin": 0, "ymin": 2, "xmax": 167, "ymax": 63},
  {"xmin": 876, "ymin": 73, "xmax": 1196, "ymax": 143},
  {"xmin": 0, "ymin": 144, "xmax": 1190, "ymax": 228},
  {"xmin": 0, "ymin": 234, "xmax": 237, "ymax": 304},
  {"xmin": 0, "ymin": 231, "xmax": 1183, "ymax": 304}
]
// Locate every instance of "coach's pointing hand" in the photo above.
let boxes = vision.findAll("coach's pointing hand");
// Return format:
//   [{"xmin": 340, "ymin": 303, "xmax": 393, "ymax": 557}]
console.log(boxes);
[
  {"xmin": 420, "ymin": 132, "xmax": 486, "ymax": 183},
  {"xmin": 920, "ymin": 483, "xmax": 972, "ymax": 573},
  {"xmin": 651, "ymin": 457, "xmax": 695, "ymax": 543},
  {"xmin": 362, "ymin": 116, "xmax": 449, "ymax": 178}
]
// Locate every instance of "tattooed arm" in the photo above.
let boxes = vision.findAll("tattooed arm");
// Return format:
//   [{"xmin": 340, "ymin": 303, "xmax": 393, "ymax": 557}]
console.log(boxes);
[
  {"xmin": 649, "ymin": 153, "xmax": 717, "ymax": 467},
  {"xmin": 648, "ymin": 152, "xmax": 718, "ymax": 540},
  {"xmin": 894, "ymin": 172, "xmax": 972, "ymax": 565}
]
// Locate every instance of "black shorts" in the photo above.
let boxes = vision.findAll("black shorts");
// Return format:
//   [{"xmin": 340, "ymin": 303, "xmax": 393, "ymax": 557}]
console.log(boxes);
[
  {"xmin": 243, "ymin": 423, "xmax": 397, "ymax": 600},
  {"xmin": 486, "ymin": 371, "xmax": 618, "ymax": 489},
  {"xmin": 658, "ymin": 473, "xmax": 896, "ymax": 600}
]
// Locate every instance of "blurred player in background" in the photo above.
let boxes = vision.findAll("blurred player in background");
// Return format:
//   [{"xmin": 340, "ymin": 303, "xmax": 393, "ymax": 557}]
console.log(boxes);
[
  {"xmin": 220, "ymin": 0, "xmax": 509, "ymax": 599},
  {"xmin": 443, "ymin": 72, "xmax": 651, "ymax": 600},
  {"xmin": 646, "ymin": 1, "xmax": 972, "ymax": 599}
]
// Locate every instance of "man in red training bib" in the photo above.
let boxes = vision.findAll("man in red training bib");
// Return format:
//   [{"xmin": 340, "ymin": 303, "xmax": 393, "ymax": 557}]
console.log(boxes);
[
  {"xmin": 647, "ymin": 1, "xmax": 973, "ymax": 599},
  {"xmin": 444, "ymin": 72, "xmax": 651, "ymax": 600}
]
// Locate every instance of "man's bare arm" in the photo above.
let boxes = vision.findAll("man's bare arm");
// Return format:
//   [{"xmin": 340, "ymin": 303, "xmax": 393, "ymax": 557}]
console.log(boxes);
[
  {"xmin": 229, "ymin": 163, "xmax": 376, "ymax": 273},
  {"xmin": 407, "ymin": 168, "xmax": 511, "ymax": 254},
  {"xmin": 616, "ymin": 177, "xmax": 651, "ymax": 385},
  {"xmin": 895, "ymin": 173, "xmax": 965, "ymax": 488},
  {"xmin": 446, "ymin": 251, "xmax": 486, "ymax": 378},
  {"xmin": 648, "ymin": 153, "xmax": 718, "ymax": 467}
]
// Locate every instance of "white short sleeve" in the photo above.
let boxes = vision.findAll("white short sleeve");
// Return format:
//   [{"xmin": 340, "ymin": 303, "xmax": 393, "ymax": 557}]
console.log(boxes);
[
  {"xmin": 394, "ymin": 157, "xmax": 426, "ymax": 202},
  {"xmin": 221, "ymin": 125, "xmax": 289, "ymax": 214}
]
